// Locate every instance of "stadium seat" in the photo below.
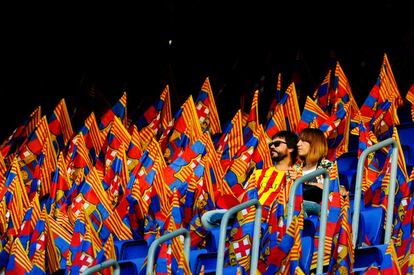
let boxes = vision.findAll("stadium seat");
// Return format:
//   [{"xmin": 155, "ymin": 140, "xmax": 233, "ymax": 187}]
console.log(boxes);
[
  {"xmin": 337, "ymin": 152, "xmax": 358, "ymax": 193},
  {"xmin": 359, "ymin": 206, "xmax": 385, "ymax": 246},
  {"xmin": 193, "ymin": 252, "xmax": 219, "ymax": 275},
  {"xmin": 120, "ymin": 239, "xmax": 149, "ymax": 260},
  {"xmin": 397, "ymin": 123, "xmax": 414, "ymax": 170},
  {"xmin": 301, "ymin": 218, "xmax": 316, "ymax": 273},
  {"xmin": 114, "ymin": 239, "xmax": 130, "ymax": 259},
  {"xmin": 353, "ymin": 244, "xmax": 387, "ymax": 274},
  {"xmin": 189, "ymin": 248, "xmax": 209, "ymax": 273},
  {"xmin": 118, "ymin": 257, "xmax": 146, "ymax": 275},
  {"xmin": 204, "ymin": 227, "xmax": 221, "ymax": 252}
]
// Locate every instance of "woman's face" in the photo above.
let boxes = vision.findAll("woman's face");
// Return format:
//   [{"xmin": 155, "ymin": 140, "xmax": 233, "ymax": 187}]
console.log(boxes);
[{"xmin": 297, "ymin": 139, "xmax": 310, "ymax": 157}]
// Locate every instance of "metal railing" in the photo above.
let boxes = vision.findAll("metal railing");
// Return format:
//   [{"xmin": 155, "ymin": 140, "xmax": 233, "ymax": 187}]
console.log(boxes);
[
  {"xmin": 147, "ymin": 227, "xmax": 191, "ymax": 275},
  {"xmin": 286, "ymin": 168, "xmax": 330, "ymax": 275},
  {"xmin": 351, "ymin": 138, "xmax": 398, "ymax": 247},
  {"xmin": 206, "ymin": 199, "xmax": 262, "ymax": 275},
  {"xmin": 83, "ymin": 259, "xmax": 120, "ymax": 275}
]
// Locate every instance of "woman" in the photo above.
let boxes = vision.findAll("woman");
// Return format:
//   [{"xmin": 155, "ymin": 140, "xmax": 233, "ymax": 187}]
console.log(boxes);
[{"xmin": 288, "ymin": 128, "xmax": 344, "ymax": 217}]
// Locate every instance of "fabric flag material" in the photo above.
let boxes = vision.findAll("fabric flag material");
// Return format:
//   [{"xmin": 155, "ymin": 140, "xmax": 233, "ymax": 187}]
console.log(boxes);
[{"xmin": 195, "ymin": 76, "xmax": 222, "ymax": 134}]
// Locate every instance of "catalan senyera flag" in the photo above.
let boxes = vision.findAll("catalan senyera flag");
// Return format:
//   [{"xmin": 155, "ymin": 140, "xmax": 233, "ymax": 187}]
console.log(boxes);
[
  {"xmin": 279, "ymin": 82, "xmax": 301, "ymax": 133},
  {"xmin": 125, "ymin": 124, "xmax": 143, "ymax": 171},
  {"xmin": 65, "ymin": 133, "xmax": 94, "ymax": 185},
  {"xmin": 138, "ymin": 85, "xmax": 172, "ymax": 148},
  {"xmin": 18, "ymin": 193, "xmax": 41, "ymax": 251},
  {"xmin": 99, "ymin": 91, "xmax": 127, "ymax": 130},
  {"xmin": 380, "ymin": 53, "xmax": 403, "ymax": 109},
  {"xmin": 223, "ymin": 129, "xmax": 259, "ymax": 200},
  {"xmin": 251, "ymin": 124, "xmax": 273, "ymax": 170},
  {"xmin": 243, "ymin": 89, "xmax": 259, "ymax": 140},
  {"xmin": 313, "ymin": 69, "xmax": 332, "ymax": 113},
  {"xmin": 267, "ymin": 73, "xmax": 282, "ymax": 120},
  {"xmin": 405, "ymin": 83, "xmax": 414, "ymax": 122},
  {"xmin": 2, "ymin": 158, "xmax": 30, "ymax": 237},
  {"xmin": 297, "ymin": 96, "xmax": 329, "ymax": 133},
  {"xmin": 265, "ymin": 104, "xmax": 287, "ymax": 139},
  {"xmin": 195, "ymin": 76, "xmax": 222, "ymax": 134},
  {"xmin": 78, "ymin": 112, "xmax": 103, "ymax": 162},
  {"xmin": 215, "ymin": 109, "xmax": 244, "ymax": 170},
  {"xmin": 17, "ymin": 116, "xmax": 57, "ymax": 189},
  {"xmin": 163, "ymin": 95, "xmax": 203, "ymax": 163},
  {"xmin": 95, "ymin": 116, "xmax": 131, "ymax": 177},
  {"xmin": 48, "ymin": 98, "xmax": 74, "ymax": 154},
  {"xmin": 267, "ymin": 206, "xmax": 304, "ymax": 275},
  {"xmin": 0, "ymin": 106, "xmax": 41, "ymax": 161},
  {"xmin": 327, "ymin": 194, "xmax": 354, "ymax": 274},
  {"xmin": 5, "ymin": 237, "xmax": 33, "ymax": 274},
  {"xmin": 48, "ymin": 212, "xmax": 71, "ymax": 269}
]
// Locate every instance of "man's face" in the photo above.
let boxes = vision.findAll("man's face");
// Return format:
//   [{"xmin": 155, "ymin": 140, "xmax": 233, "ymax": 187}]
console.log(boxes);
[{"xmin": 269, "ymin": 138, "xmax": 289, "ymax": 162}]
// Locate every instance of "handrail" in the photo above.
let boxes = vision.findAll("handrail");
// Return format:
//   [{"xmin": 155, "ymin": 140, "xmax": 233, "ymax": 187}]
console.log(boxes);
[
  {"xmin": 215, "ymin": 199, "xmax": 262, "ymax": 275},
  {"xmin": 286, "ymin": 168, "xmax": 330, "ymax": 275},
  {"xmin": 82, "ymin": 259, "xmax": 120, "ymax": 275},
  {"xmin": 352, "ymin": 138, "xmax": 398, "ymax": 247},
  {"xmin": 147, "ymin": 228, "xmax": 191, "ymax": 275}
]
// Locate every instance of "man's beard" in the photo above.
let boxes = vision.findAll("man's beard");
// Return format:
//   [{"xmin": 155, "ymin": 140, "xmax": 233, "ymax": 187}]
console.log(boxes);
[{"xmin": 271, "ymin": 151, "xmax": 287, "ymax": 162}]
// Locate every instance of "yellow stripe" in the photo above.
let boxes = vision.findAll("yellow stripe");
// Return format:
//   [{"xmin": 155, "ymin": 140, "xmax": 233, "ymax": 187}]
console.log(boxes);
[{"xmin": 258, "ymin": 169, "xmax": 285, "ymax": 205}]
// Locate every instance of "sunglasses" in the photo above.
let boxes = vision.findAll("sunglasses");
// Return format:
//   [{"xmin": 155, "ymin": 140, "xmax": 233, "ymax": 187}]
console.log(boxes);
[{"xmin": 269, "ymin": 140, "xmax": 287, "ymax": 147}]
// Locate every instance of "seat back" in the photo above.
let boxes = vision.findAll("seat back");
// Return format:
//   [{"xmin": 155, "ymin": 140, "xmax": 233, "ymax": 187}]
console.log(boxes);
[
  {"xmin": 353, "ymin": 246, "xmax": 385, "ymax": 273},
  {"xmin": 120, "ymin": 239, "xmax": 149, "ymax": 260},
  {"xmin": 300, "ymin": 219, "xmax": 316, "ymax": 273},
  {"xmin": 360, "ymin": 206, "xmax": 385, "ymax": 246}
]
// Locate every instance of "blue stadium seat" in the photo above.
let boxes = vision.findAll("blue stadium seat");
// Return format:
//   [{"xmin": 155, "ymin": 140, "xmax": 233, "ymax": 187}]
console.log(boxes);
[
  {"xmin": 301, "ymin": 218, "xmax": 316, "ymax": 273},
  {"xmin": 114, "ymin": 239, "xmax": 131, "ymax": 259},
  {"xmin": 337, "ymin": 152, "xmax": 358, "ymax": 193},
  {"xmin": 120, "ymin": 239, "xmax": 148, "ymax": 260},
  {"xmin": 189, "ymin": 248, "xmax": 209, "ymax": 273},
  {"xmin": 204, "ymin": 227, "xmax": 221, "ymax": 252},
  {"xmin": 193, "ymin": 252, "xmax": 218, "ymax": 275},
  {"xmin": 359, "ymin": 206, "xmax": 385, "ymax": 246},
  {"xmin": 337, "ymin": 152, "xmax": 358, "ymax": 172},
  {"xmin": 353, "ymin": 244, "xmax": 388, "ymax": 274},
  {"xmin": 397, "ymin": 123, "xmax": 414, "ymax": 170},
  {"xmin": 118, "ymin": 258, "xmax": 146, "ymax": 275},
  {"xmin": 401, "ymin": 145, "xmax": 413, "ymax": 175}
]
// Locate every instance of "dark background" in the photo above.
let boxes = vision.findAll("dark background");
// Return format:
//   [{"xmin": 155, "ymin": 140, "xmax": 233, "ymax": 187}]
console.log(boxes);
[{"xmin": 0, "ymin": 1, "xmax": 413, "ymax": 140}]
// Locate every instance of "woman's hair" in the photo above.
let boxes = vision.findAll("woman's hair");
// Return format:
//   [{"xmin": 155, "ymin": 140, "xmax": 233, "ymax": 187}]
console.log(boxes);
[{"xmin": 299, "ymin": 128, "xmax": 328, "ymax": 164}]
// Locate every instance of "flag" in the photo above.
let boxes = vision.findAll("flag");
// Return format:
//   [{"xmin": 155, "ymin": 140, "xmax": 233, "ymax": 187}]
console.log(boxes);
[
  {"xmin": 0, "ymin": 106, "xmax": 41, "ymax": 161},
  {"xmin": 265, "ymin": 104, "xmax": 287, "ymax": 139},
  {"xmin": 195, "ymin": 76, "xmax": 222, "ymax": 134},
  {"xmin": 405, "ymin": 83, "xmax": 414, "ymax": 122},
  {"xmin": 215, "ymin": 109, "xmax": 244, "ymax": 170},
  {"xmin": 243, "ymin": 90, "xmax": 259, "ymax": 140},
  {"xmin": 138, "ymin": 85, "xmax": 172, "ymax": 148},
  {"xmin": 5, "ymin": 238, "xmax": 32, "ymax": 274},
  {"xmin": 279, "ymin": 82, "xmax": 301, "ymax": 133},
  {"xmin": 48, "ymin": 98, "xmax": 74, "ymax": 154},
  {"xmin": 327, "ymin": 194, "xmax": 354, "ymax": 274},
  {"xmin": 99, "ymin": 91, "xmax": 127, "ymax": 130},
  {"xmin": 267, "ymin": 73, "xmax": 283, "ymax": 120},
  {"xmin": 313, "ymin": 69, "xmax": 332, "ymax": 113}
]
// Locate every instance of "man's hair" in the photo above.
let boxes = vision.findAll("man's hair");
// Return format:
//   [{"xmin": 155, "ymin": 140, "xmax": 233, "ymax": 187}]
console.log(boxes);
[
  {"xmin": 272, "ymin": 130, "xmax": 299, "ymax": 161},
  {"xmin": 298, "ymin": 128, "xmax": 328, "ymax": 164}
]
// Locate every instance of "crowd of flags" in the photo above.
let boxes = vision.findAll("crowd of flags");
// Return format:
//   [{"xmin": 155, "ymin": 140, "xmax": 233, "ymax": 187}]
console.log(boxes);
[{"xmin": 0, "ymin": 52, "xmax": 414, "ymax": 274}]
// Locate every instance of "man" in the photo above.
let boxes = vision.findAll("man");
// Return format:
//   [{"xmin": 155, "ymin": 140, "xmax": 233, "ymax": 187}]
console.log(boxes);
[
  {"xmin": 249, "ymin": 130, "xmax": 299, "ymax": 213},
  {"xmin": 269, "ymin": 130, "xmax": 299, "ymax": 171}
]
